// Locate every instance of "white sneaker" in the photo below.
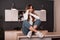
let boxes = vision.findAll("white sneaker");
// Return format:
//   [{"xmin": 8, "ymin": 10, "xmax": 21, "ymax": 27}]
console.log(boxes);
[
  {"xmin": 35, "ymin": 31, "xmax": 44, "ymax": 38},
  {"xmin": 27, "ymin": 31, "xmax": 32, "ymax": 38}
]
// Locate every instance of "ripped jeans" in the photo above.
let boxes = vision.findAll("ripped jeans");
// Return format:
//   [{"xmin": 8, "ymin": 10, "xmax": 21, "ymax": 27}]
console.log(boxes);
[{"xmin": 22, "ymin": 19, "xmax": 41, "ymax": 35}]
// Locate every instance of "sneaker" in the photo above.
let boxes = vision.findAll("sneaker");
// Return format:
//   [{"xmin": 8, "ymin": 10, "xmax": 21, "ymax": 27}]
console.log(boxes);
[
  {"xmin": 27, "ymin": 31, "xmax": 32, "ymax": 38},
  {"xmin": 35, "ymin": 31, "xmax": 44, "ymax": 38}
]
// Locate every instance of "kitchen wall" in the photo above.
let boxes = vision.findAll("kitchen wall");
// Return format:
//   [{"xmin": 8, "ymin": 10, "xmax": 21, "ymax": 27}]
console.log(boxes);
[{"xmin": 0, "ymin": 0, "xmax": 54, "ymax": 32}]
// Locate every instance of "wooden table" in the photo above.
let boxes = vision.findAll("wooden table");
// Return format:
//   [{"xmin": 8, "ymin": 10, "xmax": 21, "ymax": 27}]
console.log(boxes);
[
  {"xmin": 5, "ymin": 30, "xmax": 60, "ymax": 40},
  {"xmin": 17, "ymin": 32, "xmax": 60, "ymax": 40}
]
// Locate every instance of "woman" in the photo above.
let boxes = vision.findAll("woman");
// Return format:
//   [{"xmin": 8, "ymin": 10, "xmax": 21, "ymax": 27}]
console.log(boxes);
[{"xmin": 22, "ymin": 4, "xmax": 44, "ymax": 38}]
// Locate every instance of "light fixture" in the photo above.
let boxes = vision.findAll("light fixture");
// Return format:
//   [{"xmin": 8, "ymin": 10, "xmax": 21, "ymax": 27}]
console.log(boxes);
[{"xmin": 11, "ymin": 0, "xmax": 16, "ymax": 10}]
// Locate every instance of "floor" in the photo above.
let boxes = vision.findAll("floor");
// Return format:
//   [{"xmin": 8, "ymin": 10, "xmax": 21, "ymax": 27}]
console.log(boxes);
[{"xmin": 52, "ymin": 38, "xmax": 60, "ymax": 40}]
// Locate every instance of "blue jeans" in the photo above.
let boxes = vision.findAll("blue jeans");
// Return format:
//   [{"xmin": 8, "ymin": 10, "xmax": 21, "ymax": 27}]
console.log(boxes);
[{"xmin": 22, "ymin": 19, "xmax": 41, "ymax": 35}]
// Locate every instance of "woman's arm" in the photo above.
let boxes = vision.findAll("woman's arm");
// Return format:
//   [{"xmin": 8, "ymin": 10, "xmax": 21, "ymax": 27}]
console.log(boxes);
[
  {"xmin": 29, "ymin": 13, "xmax": 40, "ymax": 19},
  {"xmin": 23, "ymin": 10, "xmax": 29, "ymax": 20}
]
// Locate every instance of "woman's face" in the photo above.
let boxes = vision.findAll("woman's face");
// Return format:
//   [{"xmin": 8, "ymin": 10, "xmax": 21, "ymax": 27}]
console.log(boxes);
[{"xmin": 29, "ymin": 6, "xmax": 34, "ymax": 13}]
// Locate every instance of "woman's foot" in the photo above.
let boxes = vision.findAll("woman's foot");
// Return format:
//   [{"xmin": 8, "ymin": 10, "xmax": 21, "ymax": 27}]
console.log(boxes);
[
  {"xmin": 35, "ymin": 31, "xmax": 44, "ymax": 38},
  {"xmin": 27, "ymin": 31, "xmax": 32, "ymax": 38}
]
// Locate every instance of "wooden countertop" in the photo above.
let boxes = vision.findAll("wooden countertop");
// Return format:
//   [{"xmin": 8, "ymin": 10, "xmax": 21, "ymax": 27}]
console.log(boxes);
[
  {"xmin": 44, "ymin": 32, "xmax": 60, "ymax": 38},
  {"xmin": 17, "ymin": 31, "xmax": 60, "ymax": 38},
  {"xmin": 5, "ymin": 30, "xmax": 60, "ymax": 38}
]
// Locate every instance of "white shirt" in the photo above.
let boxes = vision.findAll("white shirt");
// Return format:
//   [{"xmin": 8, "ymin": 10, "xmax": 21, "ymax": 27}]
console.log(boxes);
[{"xmin": 23, "ymin": 10, "xmax": 40, "ymax": 25}]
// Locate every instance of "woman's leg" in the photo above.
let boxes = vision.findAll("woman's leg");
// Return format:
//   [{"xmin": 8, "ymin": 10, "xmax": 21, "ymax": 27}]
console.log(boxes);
[
  {"xmin": 33, "ymin": 19, "xmax": 41, "ymax": 29},
  {"xmin": 22, "ymin": 20, "xmax": 44, "ymax": 38},
  {"xmin": 22, "ymin": 20, "xmax": 31, "ymax": 35},
  {"xmin": 22, "ymin": 20, "xmax": 37, "ymax": 35},
  {"xmin": 33, "ymin": 19, "xmax": 44, "ymax": 38}
]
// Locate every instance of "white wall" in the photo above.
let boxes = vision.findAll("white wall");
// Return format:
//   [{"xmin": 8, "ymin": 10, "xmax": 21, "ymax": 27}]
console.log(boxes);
[{"xmin": 54, "ymin": 0, "xmax": 60, "ymax": 32}]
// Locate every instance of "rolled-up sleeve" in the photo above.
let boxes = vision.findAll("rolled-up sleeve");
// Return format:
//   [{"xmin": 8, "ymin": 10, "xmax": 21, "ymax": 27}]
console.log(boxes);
[
  {"xmin": 23, "ymin": 13, "xmax": 28, "ymax": 20},
  {"xmin": 30, "ymin": 13, "xmax": 40, "ymax": 19},
  {"xmin": 23, "ymin": 10, "xmax": 29, "ymax": 20}
]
